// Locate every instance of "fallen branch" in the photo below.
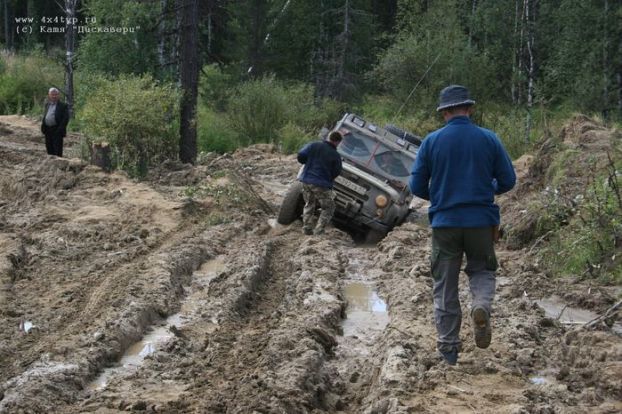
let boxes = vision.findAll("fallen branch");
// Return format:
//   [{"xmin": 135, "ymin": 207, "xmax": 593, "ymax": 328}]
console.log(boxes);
[
  {"xmin": 448, "ymin": 384, "xmax": 468, "ymax": 393},
  {"xmin": 555, "ymin": 304, "xmax": 568, "ymax": 321},
  {"xmin": 527, "ymin": 230, "xmax": 553, "ymax": 255},
  {"xmin": 583, "ymin": 299, "xmax": 622, "ymax": 330}
]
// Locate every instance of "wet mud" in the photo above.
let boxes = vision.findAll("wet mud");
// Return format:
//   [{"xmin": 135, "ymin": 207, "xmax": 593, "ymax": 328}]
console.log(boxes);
[{"xmin": 0, "ymin": 116, "xmax": 620, "ymax": 413}]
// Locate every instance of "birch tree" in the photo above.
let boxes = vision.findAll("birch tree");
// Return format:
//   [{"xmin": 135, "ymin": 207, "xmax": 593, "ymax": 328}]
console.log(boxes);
[{"xmin": 64, "ymin": 0, "xmax": 78, "ymax": 118}]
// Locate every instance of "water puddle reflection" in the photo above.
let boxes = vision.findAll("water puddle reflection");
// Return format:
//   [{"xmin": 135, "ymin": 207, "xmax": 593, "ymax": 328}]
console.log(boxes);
[
  {"xmin": 530, "ymin": 376, "xmax": 551, "ymax": 385},
  {"xmin": 536, "ymin": 296, "xmax": 622, "ymax": 334},
  {"xmin": 88, "ymin": 319, "xmax": 181, "ymax": 391},
  {"xmin": 342, "ymin": 282, "xmax": 389, "ymax": 337},
  {"xmin": 19, "ymin": 320, "xmax": 35, "ymax": 333}
]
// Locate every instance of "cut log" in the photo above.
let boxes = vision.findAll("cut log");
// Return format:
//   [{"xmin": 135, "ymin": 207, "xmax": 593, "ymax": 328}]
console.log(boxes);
[{"xmin": 91, "ymin": 142, "xmax": 112, "ymax": 172}]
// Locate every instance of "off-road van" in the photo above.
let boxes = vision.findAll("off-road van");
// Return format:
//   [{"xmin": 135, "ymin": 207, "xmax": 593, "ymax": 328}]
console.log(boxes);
[{"xmin": 277, "ymin": 113, "xmax": 420, "ymax": 242}]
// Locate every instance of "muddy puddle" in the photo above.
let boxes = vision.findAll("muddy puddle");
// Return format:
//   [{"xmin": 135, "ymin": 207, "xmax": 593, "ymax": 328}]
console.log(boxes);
[
  {"xmin": 19, "ymin": 321, "xmax": 35, "ymax": 333},
  {"xmin": 536, "ymin": 295, "xmax": 622, "ymax": 334},
  {"xmin": 88, "ymin": 256, "xmax": 226, "ymax": 391},
  {"xmin": 528, "ymin": 368, "xmax": 560, "ymax": 386},
  {"xmin": 342, "ymin": 281, "xmax": 389, "ymax": 337},
  {"xmin": 88, "ymin": 319, "xmax": 181, "ymax": 390},
  {"xmin": 340, "ymin": 250, "xmax": 390, "ymax": 342}
]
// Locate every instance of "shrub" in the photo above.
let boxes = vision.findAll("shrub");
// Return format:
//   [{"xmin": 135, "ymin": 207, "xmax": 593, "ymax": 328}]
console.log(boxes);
[
  {"xmin": 278, "ymin": 123, "xmax": 315, "ymax": 154},
  {"xmin": 197, "ymin": 104, "xmax": 238, "ymax": 154},
  {"xmin": 70, "ymin": 71, "xmax": 111, "ymax": 132},
  {"xmin": 227, "ymin": 76, "xmax": 290, "ymax": 145},
  {"xmin": 199, "ymin": 64, "xmax": 234, "ymax": 111},
  {"xmin": 79, "ymin": 74, "xmax": 180, "ymax": 177},
  {"xmin": 0, "ymin": 52, "xmax": 63, "ymax": 115},
  {"xmin": 226, "ymin": 76, "xmax": 344, "ymax": 148}
]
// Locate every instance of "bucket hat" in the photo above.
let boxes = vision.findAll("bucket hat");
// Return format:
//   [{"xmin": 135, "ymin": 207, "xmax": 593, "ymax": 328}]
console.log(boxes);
[{"xmin": 436, "ymin": 85, "xmax": 476, "ymax": 112}]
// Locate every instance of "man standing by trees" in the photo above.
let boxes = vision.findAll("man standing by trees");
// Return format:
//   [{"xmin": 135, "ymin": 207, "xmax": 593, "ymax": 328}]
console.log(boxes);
[
  {"xmin": 41, "ymin": 87, "xmax": 69, "ymax": 157},
  {"xmin": 409, "ymin": 85, "xmax": 516, "ymax": 365},
  {"xmin": 297, "ymin": 131, "xmax": 343, "ymax": 236}
]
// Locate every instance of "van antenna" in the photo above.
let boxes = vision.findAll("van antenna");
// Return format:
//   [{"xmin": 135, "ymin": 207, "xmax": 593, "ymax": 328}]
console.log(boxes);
[{"xmin": 393, "ymin": 52, "xmax": 442, "ymax": 120}]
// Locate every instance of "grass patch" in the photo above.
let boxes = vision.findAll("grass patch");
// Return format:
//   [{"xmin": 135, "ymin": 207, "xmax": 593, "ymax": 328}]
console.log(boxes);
[
  {"xmin": 0, "ymin": 51, "xmax": 63, "ymax": 115},
  {"xmin": 197, "ymin": 104, "xmax": 239, "ymax": 154},
  {"xmin": 538, "ymin": 147, "xmax": 622, "ymax": 284}
]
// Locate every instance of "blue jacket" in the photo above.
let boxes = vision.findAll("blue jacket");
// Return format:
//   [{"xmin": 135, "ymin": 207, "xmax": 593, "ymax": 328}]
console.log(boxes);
[
  {"xmin": 409, "ymin": 116, "xmax": 516, "ymax": 228},
  {"xmin": 297, "ymin": 140, "xmax": 343, "ymax": 189}
]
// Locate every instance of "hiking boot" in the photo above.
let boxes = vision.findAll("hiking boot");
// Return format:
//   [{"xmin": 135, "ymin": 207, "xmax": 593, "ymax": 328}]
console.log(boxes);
[
  {"xmin": 303, "ymin": 228, "xmax": 313, "ymax": 235},
  {"xmin": 439, "ymin": 349, "xmax": 458, "ymax": 366},
  {"xmin": 472, "ymin": 306, "xmax": 492, "ymax": 349},
  {"xmin": 313, "ymin": 228, "xmax": 325, "ymax": 236}
]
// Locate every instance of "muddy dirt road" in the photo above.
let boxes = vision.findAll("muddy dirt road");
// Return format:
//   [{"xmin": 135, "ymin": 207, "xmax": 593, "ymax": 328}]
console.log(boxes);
[{"xmin": 0, "ymin": 116, "xmax": 620, "ymax": 413}]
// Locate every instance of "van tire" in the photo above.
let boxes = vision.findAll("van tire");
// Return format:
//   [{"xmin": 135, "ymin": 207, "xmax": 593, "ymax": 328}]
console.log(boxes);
[{"xmin": 277, "ymin": 181, "xmax": 304, "ymax": 225}]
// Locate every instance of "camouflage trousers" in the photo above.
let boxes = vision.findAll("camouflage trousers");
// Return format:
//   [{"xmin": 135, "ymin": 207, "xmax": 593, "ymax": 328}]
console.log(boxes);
[{"xmin": 302, "ymin": 183, "xmax": 335, "ymax": 235}]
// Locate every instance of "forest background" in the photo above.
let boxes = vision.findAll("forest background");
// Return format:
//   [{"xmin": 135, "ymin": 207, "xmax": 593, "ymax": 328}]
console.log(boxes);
[{"xmin": 0, "ymin": 0, "xmax": 621, "ymax": 167}]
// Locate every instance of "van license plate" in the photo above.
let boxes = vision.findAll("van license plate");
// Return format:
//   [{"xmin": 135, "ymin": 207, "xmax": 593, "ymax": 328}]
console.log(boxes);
[{"xmin": 335, "ymin": 176, "xmax": 366, "ymax": 195}]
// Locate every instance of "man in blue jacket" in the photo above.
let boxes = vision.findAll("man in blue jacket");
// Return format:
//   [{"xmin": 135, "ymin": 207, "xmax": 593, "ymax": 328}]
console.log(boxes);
[
  {"xmin": 409, "ymin": 85, "xmax": 516, "ymax": 365},
  {"xmin": 297, "ymin": 131, "xmax": 343, "ymax": 235}
]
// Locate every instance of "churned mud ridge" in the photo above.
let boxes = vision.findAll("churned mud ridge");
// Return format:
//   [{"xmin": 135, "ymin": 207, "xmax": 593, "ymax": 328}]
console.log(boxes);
[
  {"xmin": 64, "ymin": 229, "xmax": 349, "ymax": 413},
  {"xmin": 0, "ymin": 220, "xmax": 246, "ymax": 412},
  {"xmin": 195, "ymin": 233, "xmax": 345, "ymax": 412}
]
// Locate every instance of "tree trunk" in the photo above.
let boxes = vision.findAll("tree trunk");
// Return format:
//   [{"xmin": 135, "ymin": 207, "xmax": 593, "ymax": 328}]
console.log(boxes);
[
  {"xmin": 91, "ymin": 142, "xmax": 112, "ymax": 172},
  {"xmin": 602, "ymin": 0, "xmax": 609, "ymax": 121},
  {"xmin": 64, "ymin": 0, "xmax": 77, "ymax": 119},
  {"xmin": 511, "ymin": 0, "xmax": 520, "ymax": 104},
  {"xmin": 617, "ymin": 70, "xmax": 622, "ymax": 119},
  {"xmin": 331, "ymin": 0, "xmax": 351, "ymax": 100},
  {"xmin": 618, "ymin": 36, "xmax": 622, "ymax": 119},
  {"xmin": 524, "ymin": 0, "xmax": 535, "ymax": 143},
  {"xmin": 206, "ymin": 10, "xmax": 212, "ymax": 56},
  {"xmin": 3, "ymin": 0, "xmax": 11, "ymax": 50},
  {"xmin": 248, "ymin": 0, "xmax": 265, "ymax": 76},
  {"xmin": 339, "ymin": 0, "xmax": 350, "ymax": 81},
  {"xmin": 468, "ymin": 0, "xmax": 477, "ymax": 48},
  {"xmin": 178, "ymin": 0, "xmax": 199, "ymax": 164},
  {"xmin": 313, "ymin": 0, "xmax": 327, "ymax": 98},
  {"xmin": 158, "ymin": 0, "xmax": 167, "ymax": 68}
]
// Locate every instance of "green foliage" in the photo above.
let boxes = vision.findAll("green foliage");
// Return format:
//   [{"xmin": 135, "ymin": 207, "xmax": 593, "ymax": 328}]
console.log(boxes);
[
  {"xmin": 197, "ymin": 104, "xmax": 238, "ymax": 154},
  {"xmin": 70, "ymin": 71, "xmax": 111, "ymax": 131},
  {"xmin": 0, "ymin": 52, "xmax": 63, "ymax": 115},
  {"xmin": 224, "ymin": 0, "xmax": 380, "ymax": 99},
  {"xmin": 277, "ymin": 123, "xmax": 314, "ymax": 154},
  {"xmin": 227, "ymin": 76, "xmax": 289, "ymax": 144},
  {"xmin": 199, "ymin": 64, "xmax": 234, "ymax": 111},
  {"xmin": 78, "ymin": 0, "xmax": 159, "ymax": 76},
  {"xmin": 540, "ymin": 151, "xmax": 622, "ymax": 283},
  {"xmin": 374, "ymin": 0, "xmax": 497, "ymax": 110},
  {"xmin": 227, "ymin": 76, "xmax": 342, "ymax": 146},
  {"xmin": 78, "ymin": 75, "xmax": 180, "ymax": 177},
  {"xmin": 196, "ymin": 76, "xmax": 343, "ymax": 154},
  {"xmin": 538, "ymin": 0, "xmax": 621, "ymax": 113},
  {"xmin": 354, "ymin": 98, "xmax": 571, "ymax": 160}
]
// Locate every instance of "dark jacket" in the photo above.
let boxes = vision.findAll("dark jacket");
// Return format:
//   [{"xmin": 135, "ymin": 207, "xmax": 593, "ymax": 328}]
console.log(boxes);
[
  {"xmin": 409, "ymin": 115, "xmax": 516, "ymax": 228},
  {"xmin": 41, "ymin": 101, "xmax": 69, "ymax": 137},
  {"xmin": 297, "ymin": 140, "xmax": 343, "ymax": 189}
]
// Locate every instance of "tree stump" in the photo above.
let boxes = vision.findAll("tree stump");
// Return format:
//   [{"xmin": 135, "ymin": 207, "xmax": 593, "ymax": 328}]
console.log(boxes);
[{"xmin": 91, "ymin": 142, "xmax": 112, "ymax": 172}]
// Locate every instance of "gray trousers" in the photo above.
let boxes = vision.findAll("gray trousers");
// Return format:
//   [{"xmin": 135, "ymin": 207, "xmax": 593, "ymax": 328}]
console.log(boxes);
[{"xmin": 430, "ymin": 227, "xmax": 497, "ymax": 352}]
